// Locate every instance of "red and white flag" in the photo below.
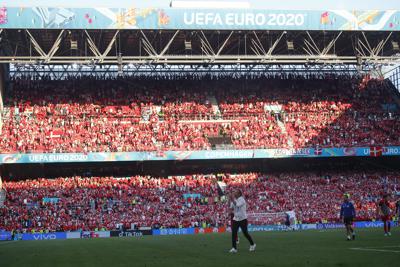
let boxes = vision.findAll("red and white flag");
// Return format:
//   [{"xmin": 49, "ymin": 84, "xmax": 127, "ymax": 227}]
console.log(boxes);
[{"xmin": 370, "ymin": 146, "xmax": 382, "ymax": 157}]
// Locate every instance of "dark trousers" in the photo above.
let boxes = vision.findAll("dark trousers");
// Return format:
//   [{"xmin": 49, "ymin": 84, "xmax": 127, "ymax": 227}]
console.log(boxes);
[{"xmin": 232, "ymin": 219, "xmax": 254, "ymax": 249}]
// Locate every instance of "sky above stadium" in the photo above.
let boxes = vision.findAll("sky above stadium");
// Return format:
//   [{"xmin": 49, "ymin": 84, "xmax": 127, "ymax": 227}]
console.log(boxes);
[{"xmin": 1, "ymin": 0, "xmax": 399, "ymax": 10}]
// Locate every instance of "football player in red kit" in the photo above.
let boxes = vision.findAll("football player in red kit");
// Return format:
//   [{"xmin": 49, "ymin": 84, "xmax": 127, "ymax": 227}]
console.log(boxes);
[{"xmin": 377, "ymin": 194, "xmax": 393, "ymax": 236}]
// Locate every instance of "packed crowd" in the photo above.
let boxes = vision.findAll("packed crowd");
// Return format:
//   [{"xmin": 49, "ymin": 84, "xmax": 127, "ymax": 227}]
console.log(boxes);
[
  {"xmin": 0, "ymin": 171, "xmax": 397, "ymax": 231},
  {"xmin": 0, "ymin": 74, "xmax": 399, "ymax": 153}
]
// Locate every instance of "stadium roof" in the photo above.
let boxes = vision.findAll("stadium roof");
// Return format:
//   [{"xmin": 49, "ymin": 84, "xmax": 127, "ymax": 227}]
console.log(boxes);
[
  {"xmin": 0, "ymin": 1, "xmax": 399, "ymax": 31},
  {"xmin": 0, "ymin": 0, "xmax": 399, "ymax": 66},
  {"xmin": 1, "ymin": 29, "xmax": 399, "ymax": 65}
]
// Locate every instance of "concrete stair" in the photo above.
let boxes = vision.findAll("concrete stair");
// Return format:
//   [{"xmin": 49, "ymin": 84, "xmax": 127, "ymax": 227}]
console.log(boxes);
[
  {"xmin": 276, "ymin": 117, "xmax": 294, "ymax": 149},
  {"xmin": 207, "ymin": 95, "xmax": 222, "ymax": 119}
]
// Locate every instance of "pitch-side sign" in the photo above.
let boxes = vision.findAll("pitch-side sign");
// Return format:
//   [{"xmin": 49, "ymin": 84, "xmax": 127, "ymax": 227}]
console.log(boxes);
[{"xmin": 0, "ymin": 146, "xmax": 399, "ymax": 164}]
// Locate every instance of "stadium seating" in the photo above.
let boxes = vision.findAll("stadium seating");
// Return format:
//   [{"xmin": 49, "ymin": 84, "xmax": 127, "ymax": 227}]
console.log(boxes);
[
  {"xmin": 0, "ymin": 172, "xmax": 396, "ymax": 232},
  {"xmin": 0, "ymin": 75, "xmax": 399, "ymax": 153}
]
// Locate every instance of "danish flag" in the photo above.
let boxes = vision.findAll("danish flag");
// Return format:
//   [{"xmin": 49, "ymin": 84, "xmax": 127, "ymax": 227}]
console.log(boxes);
[
  {"xmin": 46, "ymin": 129, "xmax": 63, "ymax": 139},
  {"xmin": 370, "ymin": 146, "xmax": 382, "ymax": 157},
  {"xmin": 156, "ymin": 150, "xmax": 166, "ymax": 158},
  {"xmin": 314, "ymin": 147, "xmax": 323, "ymax": 156}
]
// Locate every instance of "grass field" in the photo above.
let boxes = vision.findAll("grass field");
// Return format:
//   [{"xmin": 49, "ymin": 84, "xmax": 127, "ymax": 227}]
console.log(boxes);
[{"xmin": 0, "ymin": 228, "xmax": 399, "ymax": 267}]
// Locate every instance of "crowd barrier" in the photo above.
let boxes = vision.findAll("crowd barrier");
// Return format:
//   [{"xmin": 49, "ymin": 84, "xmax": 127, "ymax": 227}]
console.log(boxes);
[{"xmin": 0, "ymin": 221, "xmax": 397, "ymax": 241}]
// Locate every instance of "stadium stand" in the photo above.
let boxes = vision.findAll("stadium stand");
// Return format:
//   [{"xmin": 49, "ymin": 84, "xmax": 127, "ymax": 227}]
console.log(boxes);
[
  {"xmin": 0, "ymin": 171, "xmax": 396, "ymax": 232},
  {"xmin": 1, "ymin": 74, "xmax": 399, "ymax": 153},
  {"xmin": 0, "ymin": 1, "xmax": 400, "ymax": 266}
]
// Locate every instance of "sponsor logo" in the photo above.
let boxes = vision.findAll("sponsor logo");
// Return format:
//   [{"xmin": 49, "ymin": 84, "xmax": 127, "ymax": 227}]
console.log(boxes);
[
  {"xmin": 364, "ymin": 222, "xmax": 383, "ymax": 228},
  {"xmin": 118, "ymin": 231, "xmax": 143, "ymax": 238},
  {"xmin": 195, "ymin": 227, "xmax": 226, "ymax": 234},
  {"xmin": 2, "ymin": 154, "xmax": 22, "ymax": 163},
  {"xmin": 273, "ymin": 148, "xmax": 311, "ymax": 157},
  {"xmin": 33, "ymin": 234, "xmax": 57, "ymax": 240},
  {"xmin": 343, "ymin": 147, "xmax": 356, "ymax": 156},
  {"xmin": 0, "ymin": 232, "xmax": 11, "ymax": 240},
  {"xmin": 153, "ymin": 228, "xmax": 195, "ymax": 235},
  {"xmin": 317, "ymin": 223, "xmax": 345, "ymax": 229},
  {"xmin": 204, "ymin": 150, "xmax": 253, "ymax": 159},
  {"xmin": 110, "ymin": 230, "xmax": 150, "ymax": 237},
  {"xmin": 21, "ymin": 232, "xmax": 66, "ymax": 241},
  {"xmin": 81, "ymin": 231, "xmax": 99, "ymax": 238},
  {"xmin": 160, "ymin": 228, "xmax": 188, "ymax": 235},
  {"xmin": 28, "ymin": 154, "xmax": 89, "ymax": 163},
  {"xmin": 248, "ymin": 225, "xmax": 286, "ymax": 232}
]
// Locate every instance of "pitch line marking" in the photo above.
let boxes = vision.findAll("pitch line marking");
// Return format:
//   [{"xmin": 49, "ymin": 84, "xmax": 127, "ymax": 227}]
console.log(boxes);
[
  {"xmin": 364, "ymin": 245, "xmax": 400, "ymax": 248},
  {"xmin": 350, "ymin": 247, "xmax": 400, "ymax": 253},
  {"xmin": 352, "ymin": 245, "xmax": 400, "ymax": 249}
]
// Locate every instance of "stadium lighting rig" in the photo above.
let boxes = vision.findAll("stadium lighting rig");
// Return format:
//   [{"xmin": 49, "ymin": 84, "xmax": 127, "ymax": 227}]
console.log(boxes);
[{"xmin": 392, "ymin": 41, "xmax": 399, "ymax": 51}]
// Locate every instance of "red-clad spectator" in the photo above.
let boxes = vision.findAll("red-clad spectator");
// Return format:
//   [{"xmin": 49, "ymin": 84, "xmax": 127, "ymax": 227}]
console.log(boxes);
[{"xmin": 0, "ymin": 171, "xmax": 397, "ymax": 231}]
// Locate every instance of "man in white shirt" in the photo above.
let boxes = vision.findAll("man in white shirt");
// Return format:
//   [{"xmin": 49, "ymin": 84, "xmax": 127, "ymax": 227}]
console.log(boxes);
[{"xmin": 229, "ymin": 189, "xmax": 256, "ymax": 253}]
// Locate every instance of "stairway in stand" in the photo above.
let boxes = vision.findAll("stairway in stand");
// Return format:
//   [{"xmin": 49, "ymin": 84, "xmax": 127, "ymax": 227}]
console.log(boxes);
[
  {"xmin": 276, "ymin": 116, "xmax": 294, "ymax": 149},
  {"xmin": 207, "ymin": 95, "xmax": 222, "ymax": 119}
]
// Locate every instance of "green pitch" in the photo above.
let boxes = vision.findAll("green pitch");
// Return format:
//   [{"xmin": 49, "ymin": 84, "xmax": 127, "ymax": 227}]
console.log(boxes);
[{"xmin": 0, "ymin": 228, "xmax": 399, "ymax": 267}]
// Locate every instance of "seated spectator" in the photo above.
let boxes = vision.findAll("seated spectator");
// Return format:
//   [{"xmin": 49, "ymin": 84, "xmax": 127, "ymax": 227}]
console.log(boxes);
[{"xmin": 0, "ymin": 171, "xmax": 396, "ymax": 231}]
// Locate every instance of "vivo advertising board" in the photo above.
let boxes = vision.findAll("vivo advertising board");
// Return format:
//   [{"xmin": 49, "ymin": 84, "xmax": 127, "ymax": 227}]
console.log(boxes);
[
  {"xmin": 21, "ymin": 232, "xmax": 67, "ymax": 241},
  {"xmin": 0, "ymin": 231, "xmax": 12, "ymax": 241},
  {"xmin": 355, "ymin": 221, "xmax": 398, "ymax": 228}
]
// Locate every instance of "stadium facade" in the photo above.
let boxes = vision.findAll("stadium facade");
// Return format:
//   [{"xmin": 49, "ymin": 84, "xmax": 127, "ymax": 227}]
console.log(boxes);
[
  {"xmin": 0, "ymin": 0, "xmax": 399, "ymax": 167},
  {"xmin": 0, "ymin": 0, "xmax": 399, "ymax": 242}
]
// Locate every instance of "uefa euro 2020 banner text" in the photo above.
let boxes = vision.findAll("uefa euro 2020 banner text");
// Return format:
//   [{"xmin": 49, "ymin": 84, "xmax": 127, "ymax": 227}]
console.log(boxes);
[
  {"xmin": 0, "ymin": 146, "xmax": 399, "ymax": 164},
  {"xmin": 0, "ymin": 5, "xmax": 398, "ymax": 31}
]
